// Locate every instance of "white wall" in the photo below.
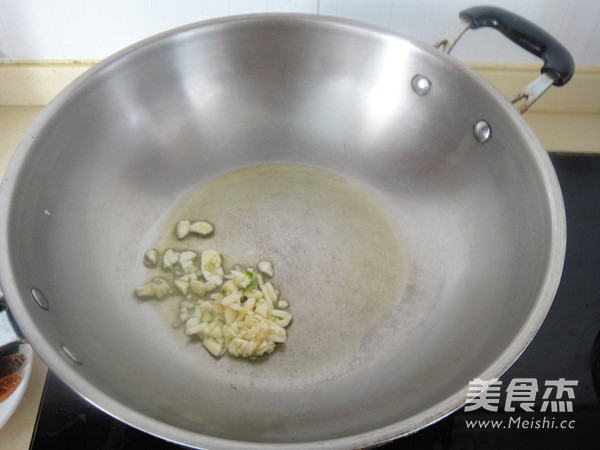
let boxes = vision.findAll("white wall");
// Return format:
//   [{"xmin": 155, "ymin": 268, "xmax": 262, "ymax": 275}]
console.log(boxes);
[{"xmin": 0, "ymin": 0, "xmax": 598, "ymax": 65}]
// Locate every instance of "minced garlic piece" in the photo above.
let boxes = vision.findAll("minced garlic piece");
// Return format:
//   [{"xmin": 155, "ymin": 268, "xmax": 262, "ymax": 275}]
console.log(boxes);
[
  {"xmin": 134, "ymin": 277, "xmax": 171, "ymax": 299},
  {"xmin": 277, "ymin": 300, "xmax": 289, "ymax": 309},
  {"xmin": 200, "ymin": 249, "xmax": 224, "ymax": 286},
  {"xmin": 190, "ymin": 220, "xmax": 214, "ymax": 237},
  {"xmin": 257, "ymin": 260, "xmax": 274, "ymax": 277},
  {"xmin": 162, "ymin": 248, "xmax": 180, "ymax": 270},
  {"xmin": 178, "ymin": 251, "xmax": 197, "ymax": 274},
  {"xmin": 175, "ymin": 220, "xmax": 191, "ymax": 239},
  {"xmin": 143, "ymin": 249, "xmax": 159, "ymax": 267}
]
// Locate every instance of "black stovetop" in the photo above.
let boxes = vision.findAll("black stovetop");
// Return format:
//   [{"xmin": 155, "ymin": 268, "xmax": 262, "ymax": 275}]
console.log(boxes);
[{"xmin": 29, "ymin": 154, "xmax": 600, "ymax": 450}]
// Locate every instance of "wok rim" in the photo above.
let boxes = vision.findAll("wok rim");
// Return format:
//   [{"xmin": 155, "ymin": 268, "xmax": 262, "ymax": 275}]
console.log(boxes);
[{"xmin": 0, "ymin": 13, "xmax": 566, "ymax": 449}]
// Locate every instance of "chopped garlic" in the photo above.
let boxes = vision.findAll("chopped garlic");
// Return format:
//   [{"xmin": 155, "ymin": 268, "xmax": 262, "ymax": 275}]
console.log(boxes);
[
  {"xmin": 174, "ymin": 279, "xmax": 189, "ymax": 295},
  {"xmin": 190, "ymin": 279, "xmax": 207, "ymax": 296},
  {"xmin": 239, "ymin": 270, "xmax": 257, "ymax": 291},
  {"xmin": 200, "ymin": 249, "xmax": 224, "ymax": 286},
  {"xmin": 182, "ymin": 265, "xmax": 291, "ymax": 359},
  {"xmin": 190, "ymin": 220, "xmax": 214, "ymax": 236},
  {"xmin": 134, "ymin": 277, "xmax": 172, "ymax": 299},
  {"xmin": 178, "ymin": 251, "xmax": 198, "ymax": 274},
  {"xmin": 221, "ymin": 292, "xmax": 240, "ymax": 306},
  {"xmin": 244, "ymin": 289, "xmax": 263, "ymax": 299},
  {"xmin": 277, "ymin": 300, "xmax": 289, "ymax": 309},
  {"xmin": 272, "ymin": 309, "xmax": 292, "ymax": 327},
  {"xmin": 134, "ymin": 219, "xmax": 291, "ymax": 360},
  {"xmin": 175, "ymin": 220, "xmax": 191, "ymax": 239},
  {"xmin": 143, "ymin": 249, "xmax": 159, "ymax": 267},
  {"xmin": 257, "ymin": 261, "xmax": 274, "ymax": 277},
  {"xmin": 261, "ymin": 282, "xmax": 277, "ymax": 307},
  {"xmin": 230, "ymin": 270, "xmax": 248, "ymax": 286},
  {"xmin": 203, "ymin": 338, "xmax": 225, "ymax": 357},
  {"xmin": 163, "ymin": 248, "xmax": 180, "ymax": 270}
]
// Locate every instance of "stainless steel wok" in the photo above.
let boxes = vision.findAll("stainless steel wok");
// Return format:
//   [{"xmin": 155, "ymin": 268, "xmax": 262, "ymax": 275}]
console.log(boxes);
[{"xmin": 0, "ymin": 6, "xmax": 573, "ymax": 449}]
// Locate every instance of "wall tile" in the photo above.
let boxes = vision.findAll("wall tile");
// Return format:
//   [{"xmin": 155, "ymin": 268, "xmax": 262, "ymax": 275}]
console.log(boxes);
[{"xmin": 0, "ymin": 0, "xmax": 597, "ymax": 64}]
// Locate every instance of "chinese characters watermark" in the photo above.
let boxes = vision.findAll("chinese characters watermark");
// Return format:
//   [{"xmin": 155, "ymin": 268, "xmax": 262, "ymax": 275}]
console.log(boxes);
[
  {"xmin": 465, "ymin": 378, "xmax": 578, "ymax": 413},
  {"xmin": 463, "ymin": 377, "xmax": 578, "ymax": 430}
]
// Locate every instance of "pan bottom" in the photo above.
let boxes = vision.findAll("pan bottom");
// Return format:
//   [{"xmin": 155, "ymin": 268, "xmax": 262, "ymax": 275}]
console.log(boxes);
[{"xmin": 148, "ymin": 163, "xmax": 410, "ymax": 380}]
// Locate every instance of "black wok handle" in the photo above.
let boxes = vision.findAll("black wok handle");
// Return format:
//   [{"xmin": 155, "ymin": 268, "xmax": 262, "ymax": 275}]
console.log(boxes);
[{"xmin": 459, "ymin": 6, "xmax": 574, "ymax": 86}]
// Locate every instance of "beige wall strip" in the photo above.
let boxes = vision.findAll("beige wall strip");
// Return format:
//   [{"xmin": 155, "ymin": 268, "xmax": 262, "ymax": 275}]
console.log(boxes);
[{"xmin": 1, "ymin": 60, "xmax": 598, "ymax": 153}]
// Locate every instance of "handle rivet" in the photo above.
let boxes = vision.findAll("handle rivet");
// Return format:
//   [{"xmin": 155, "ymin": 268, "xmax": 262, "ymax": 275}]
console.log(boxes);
[
  {"xmin": 411, "ymin": 75, "xmax": 432, "ymax": 96},
  {"xmin": 61, "ymin": 344, "xmax": 83, "ymax": 364},
  {"xmin": 31, "ymin": 287, "xmax": 49, "ymax": 310},
  {"xmin": 473, "ymin": 120, "xmax": 492, "ymax": 144}
]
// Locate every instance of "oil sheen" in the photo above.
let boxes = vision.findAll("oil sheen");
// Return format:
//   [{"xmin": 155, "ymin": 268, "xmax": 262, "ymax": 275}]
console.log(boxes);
[{"xmin": 154, "ymin": 164, "xmax": 408, "ymax": 381}]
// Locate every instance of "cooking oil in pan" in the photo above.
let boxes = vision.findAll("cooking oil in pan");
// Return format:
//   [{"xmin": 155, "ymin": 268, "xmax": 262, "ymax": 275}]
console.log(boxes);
[{"xmin": 153, "ymin": 164, "xmax": 409, "ymax": 378}]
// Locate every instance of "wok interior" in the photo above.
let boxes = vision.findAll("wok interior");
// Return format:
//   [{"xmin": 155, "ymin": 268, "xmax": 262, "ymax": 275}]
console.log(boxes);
[{"xmin": 5, "ymin": 17, "xmax": 559, "ymax": 444}]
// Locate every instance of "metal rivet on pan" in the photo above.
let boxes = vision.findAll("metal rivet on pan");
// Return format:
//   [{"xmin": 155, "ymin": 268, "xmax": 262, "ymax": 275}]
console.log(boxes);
[
  {"xmin": 411, "ymin": 74, "xmax": 432, "ymax": 96},
  {"xmin": 473, "ymin": 120, "xmax": 492, "ymax": 144},
  {"xmin": 61, "ymin": 345, "xmax": 83, "ymax": 365},
  {"xmin": 31, "ymin": 287, "xmax": 49, "ymax": 310}
]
